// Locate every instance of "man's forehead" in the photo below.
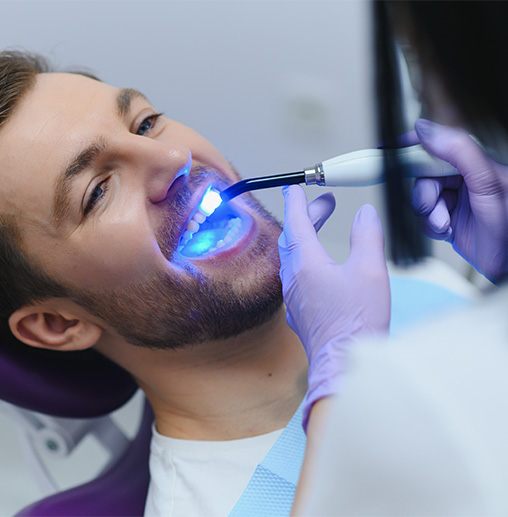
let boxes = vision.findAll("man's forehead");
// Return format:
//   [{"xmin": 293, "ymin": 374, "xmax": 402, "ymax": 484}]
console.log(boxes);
[
  {"xmin": 38, "ymin": 72, "xmax": 113, "ymax": 96},
  {"xmin": 0, "ymin": 73, "xmax": 119, "ymax": 222},
  {"xmin": 29, "ymin": 72, "xmax": 116, "ymax": 118},
  {"xmin": 1, "ymin": 73, "xmax": 117, "ymax": 146}
]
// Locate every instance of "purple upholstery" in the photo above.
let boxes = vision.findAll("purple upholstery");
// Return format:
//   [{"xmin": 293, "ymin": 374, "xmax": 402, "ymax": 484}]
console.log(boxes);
[
  {"xmin": 1, "ymin": 330, "xmax": 151, "ymax": 515},
  {"xmin": 16, "ymin": 401, "xmax": 153, "ymax": 517},
  {"xmin": 0, "ymin": 331, "xmax": 137, "ymax": 417}
]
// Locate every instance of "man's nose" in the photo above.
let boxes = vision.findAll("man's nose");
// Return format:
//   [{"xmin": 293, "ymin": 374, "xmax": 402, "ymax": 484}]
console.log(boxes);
[
  {"xmin": 129, "ymin": 139, "xmax": 191, "ymax": 204},
  {"xmin": 148, "ymin": 148, "xmax": 191, "ymax": 204}
]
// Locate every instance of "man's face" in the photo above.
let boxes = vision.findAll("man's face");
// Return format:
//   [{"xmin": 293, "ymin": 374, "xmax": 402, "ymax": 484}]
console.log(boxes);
[{"xmin": 0, "ymin": 73, "xmax": 282, "ymax": 348}]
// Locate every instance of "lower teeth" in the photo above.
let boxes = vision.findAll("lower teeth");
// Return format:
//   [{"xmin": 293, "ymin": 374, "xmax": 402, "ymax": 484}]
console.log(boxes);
[{"xmin": 179, "ymin": 217, "xmax": 242, "ymax": 256}]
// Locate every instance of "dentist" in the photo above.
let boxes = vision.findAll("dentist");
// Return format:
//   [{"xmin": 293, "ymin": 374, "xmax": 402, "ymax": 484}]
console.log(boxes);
[{"xmin": 281, "ymin": 1, "xmax": 508, "ymax": 515}]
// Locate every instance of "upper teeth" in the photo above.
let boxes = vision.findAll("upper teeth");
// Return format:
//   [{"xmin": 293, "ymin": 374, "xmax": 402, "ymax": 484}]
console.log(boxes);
[
  {"xmin": 179, "ymin": 210, "xmax": 243, "ymax": 253},
  {"xmin": 194, "ymin": 212, "xmax": 206, "ymax": 224},
  {"xmin": 187, "ymin": 220, "xmax": 200, "ymax": 233}
]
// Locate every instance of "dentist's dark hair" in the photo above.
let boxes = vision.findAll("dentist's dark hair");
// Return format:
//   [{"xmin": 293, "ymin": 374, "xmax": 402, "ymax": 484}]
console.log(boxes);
[
  {"xmin": 374, "ymin": 1, "xmax": 427, "ymax": 264},
  {"xmin": 374, "ymin": 0, "xmax": 508, "ymax": 264}
]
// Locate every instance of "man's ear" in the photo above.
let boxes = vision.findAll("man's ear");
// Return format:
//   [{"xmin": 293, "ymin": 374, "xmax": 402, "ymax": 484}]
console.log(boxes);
[{"xmin": 8, "ymin": 301, "xmax": 103, "ymax": 352}]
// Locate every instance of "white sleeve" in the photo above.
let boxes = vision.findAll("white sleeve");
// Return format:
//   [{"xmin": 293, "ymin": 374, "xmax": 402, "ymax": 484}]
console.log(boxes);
[{"xmin": 300, "ymin": 310, "xmax": 508, "ymax": 517}]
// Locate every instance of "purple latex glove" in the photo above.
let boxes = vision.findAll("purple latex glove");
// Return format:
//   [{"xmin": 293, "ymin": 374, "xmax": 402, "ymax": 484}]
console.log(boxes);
[
  {"xmin": 412, "ymin": 119, "xmax": 508, "ymax": 281},
  {"xmin": 278, "ymin": 186, "xmax": 390, "ymax": 431}
]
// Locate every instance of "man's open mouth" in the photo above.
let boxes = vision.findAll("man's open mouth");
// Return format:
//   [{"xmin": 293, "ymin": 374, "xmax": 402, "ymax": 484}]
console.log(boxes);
[{"xmin": 177, "ymin": 186, "xmax": 250, "ymax": 258}]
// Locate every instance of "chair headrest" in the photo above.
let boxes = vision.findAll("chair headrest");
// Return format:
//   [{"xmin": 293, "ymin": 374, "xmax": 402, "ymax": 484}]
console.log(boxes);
[{"xmin": 0, "ymin": 332, "xmax": 137, "ymax": 418}]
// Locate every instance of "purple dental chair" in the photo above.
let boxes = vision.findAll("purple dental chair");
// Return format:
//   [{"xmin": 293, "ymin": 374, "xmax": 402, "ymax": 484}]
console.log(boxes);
[{"xmin": 0, "ymin": 329, "xmax": 153, "ymax": 516}]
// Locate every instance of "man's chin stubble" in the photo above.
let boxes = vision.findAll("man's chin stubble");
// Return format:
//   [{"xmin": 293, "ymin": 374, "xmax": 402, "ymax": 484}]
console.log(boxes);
[
  {"xmin": 73, "ymin": 224, "xmax": 283, "ymax": 351},
  {"xmin": 74, "ymin": 188, "xmax": 284, "ymax": 350}
]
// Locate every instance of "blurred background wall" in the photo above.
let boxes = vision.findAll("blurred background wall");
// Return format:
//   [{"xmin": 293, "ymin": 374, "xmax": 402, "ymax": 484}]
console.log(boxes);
[
  {"xmin": 0, "ymin": 0, "xmax": 471, "ymax": 513},
  {"xmin": 0, "ymin": 0, "xmax": 470, "ymax": 265},
  {"xmin": 2, "ymin": 0, "xmax": 386, "ymax": 266}
]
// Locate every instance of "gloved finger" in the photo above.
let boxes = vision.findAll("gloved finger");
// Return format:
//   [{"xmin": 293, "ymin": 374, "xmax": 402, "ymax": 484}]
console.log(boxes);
[
  {"xmin": 307, "ymin": 192, "xmax": 336, "ymax": 233},
  {"xmin": 427, "ymin": 196, "xmax": 451, "ymax": 235},
  {"xmin": 415, "ymin": 119, "xmax": 502, "ymax": 197},
  {"xmin": 281, "ymin": 185, "xmax": 322, "ymax": 248},
  {"xmin": 442, "ymin": 189, "xmax": 459, "ymax": 214},
  {"xmin": 417, "ymin": 189, "xmax": 458, "ymax": 241},
  {"xmin": 348, "ymin": 204, "xmax": 386, "ymax": 268},
  {"xmin": 412, "ymin": 178, "xmax": 440, "ymax": 215},
  {"xmin": 412, "ymin": 176, "xmax": 463, "ymax": 216},
  {"xmin": 397, "ymin": 129, "xmax": 419, "ymax": 147},
  {"xmin": 377, "ymin": 129, "xmax": 419, "ymax": 148},
  {"xmin": 421, "ymin": 220, "xmax": 453, "ymax": 241}
]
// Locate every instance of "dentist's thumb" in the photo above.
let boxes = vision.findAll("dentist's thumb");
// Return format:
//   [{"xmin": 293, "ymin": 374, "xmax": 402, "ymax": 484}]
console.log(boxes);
[
  {"xmin": 281, "ymin": 185, "xmax": 321, "ymax": 249},
  {"xmin": 279, "ymin": 185, "xmax": 335, "ymax": 260}
]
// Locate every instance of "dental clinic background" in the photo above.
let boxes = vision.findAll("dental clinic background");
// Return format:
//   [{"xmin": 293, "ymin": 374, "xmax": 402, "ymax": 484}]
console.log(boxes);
[{"xmin": 0, "ymin": 1, "xmax": 475, "ymax": 513}]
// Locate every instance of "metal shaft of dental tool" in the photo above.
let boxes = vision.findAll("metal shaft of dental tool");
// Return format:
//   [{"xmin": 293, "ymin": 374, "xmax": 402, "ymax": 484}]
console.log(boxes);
[{"xmin": 220, "ymin": 144, "xmax": 459, "ymax": 203}]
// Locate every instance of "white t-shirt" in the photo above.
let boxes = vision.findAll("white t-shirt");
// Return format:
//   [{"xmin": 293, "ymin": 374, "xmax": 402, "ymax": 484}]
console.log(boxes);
[
  {"xmin": 144, "ymin": 423, "xmax": 283, "ymax": 517},
  {"xmin": 303, "ymin": 286, "xmax": 508, "ymax": 516}
]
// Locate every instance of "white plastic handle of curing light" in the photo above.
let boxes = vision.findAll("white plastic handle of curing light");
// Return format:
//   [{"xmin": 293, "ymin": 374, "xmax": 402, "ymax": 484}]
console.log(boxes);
[{"xmin": 321, "ymin": 144, "xmax": 459, "ymax": 187}]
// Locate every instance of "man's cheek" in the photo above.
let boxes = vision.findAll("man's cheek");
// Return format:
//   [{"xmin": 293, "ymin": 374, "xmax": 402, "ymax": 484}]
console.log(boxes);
[{"xmin": 67, "ymin": 231, "xmax": 159, "ymax": 289}]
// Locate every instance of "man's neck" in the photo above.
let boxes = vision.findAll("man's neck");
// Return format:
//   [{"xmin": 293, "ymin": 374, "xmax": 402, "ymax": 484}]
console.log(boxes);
[{"xmin": 98, "ymin": 308, "xmax": 307, "ymax": 440}]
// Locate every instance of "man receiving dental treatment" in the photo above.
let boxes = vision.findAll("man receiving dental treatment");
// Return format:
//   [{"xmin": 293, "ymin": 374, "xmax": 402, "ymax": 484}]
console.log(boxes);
[{"xmin": 0, "ymin": 51, "xmax": 388, "ymax": 516}]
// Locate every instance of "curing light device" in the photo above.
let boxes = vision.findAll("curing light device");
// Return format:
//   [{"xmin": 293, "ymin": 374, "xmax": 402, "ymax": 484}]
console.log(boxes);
[
  {"xmin": 198, "ymin": 186, "xmax": 223, "ymax": 216},
  {"xmin": 204, "ymin": 144, "xmax": 459, "ymax": 215},
  {"xmin": 188, "ymin": 144, "xmax": 459, "ymax": 258}
]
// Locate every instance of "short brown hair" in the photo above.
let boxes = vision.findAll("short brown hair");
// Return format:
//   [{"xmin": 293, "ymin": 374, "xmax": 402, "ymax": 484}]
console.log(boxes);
[
  {"xmin": 0, "ymin": 51, "xmax": 89, "ymax": 340},
  {"xmin": 0, "ymin": 51, "xmax": 48, "ymax": 126}
]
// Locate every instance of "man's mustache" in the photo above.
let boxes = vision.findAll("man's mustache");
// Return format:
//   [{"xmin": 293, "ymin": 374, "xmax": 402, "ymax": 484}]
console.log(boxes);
[{"xmin": 156, "ymin": 165, "xmax": 230, "ymax": 259}]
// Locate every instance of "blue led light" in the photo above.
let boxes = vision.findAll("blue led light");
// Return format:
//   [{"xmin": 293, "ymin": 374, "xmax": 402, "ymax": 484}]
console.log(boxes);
[
  {"xmin": 182, "ymin": 230, "xmax": 219, "ymax": 257},
  {"xmin": 199, "ymin": 187, "xmax": 222, "ymax": 216}
]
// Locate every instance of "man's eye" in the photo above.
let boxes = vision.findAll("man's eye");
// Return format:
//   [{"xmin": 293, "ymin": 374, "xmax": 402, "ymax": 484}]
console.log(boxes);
[
  {"xmin": 136, "ymin": 113, "xmax": 163, "ymax": 136},
  {"xmin": 84, "ymin": 178, "xmax": 110, "ymax": 216}
]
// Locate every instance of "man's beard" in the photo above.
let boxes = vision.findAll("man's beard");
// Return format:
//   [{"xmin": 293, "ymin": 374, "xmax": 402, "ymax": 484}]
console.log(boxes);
[{"xmin": 73, "ymin": 170, "xmax": 284, "ymax": 350}]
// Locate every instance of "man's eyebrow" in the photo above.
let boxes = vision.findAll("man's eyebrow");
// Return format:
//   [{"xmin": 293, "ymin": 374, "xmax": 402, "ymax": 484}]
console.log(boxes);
[
  {"xmin": 52, "ymin": 137, "xmax": 107, "ymax": 225},
  {"xmin": 52, "ymin": 88, "xmax": 149, "ymax": 226},
  {"xmin": 116, "ymin": 87, "xmax": 148, "ymax": 118}
]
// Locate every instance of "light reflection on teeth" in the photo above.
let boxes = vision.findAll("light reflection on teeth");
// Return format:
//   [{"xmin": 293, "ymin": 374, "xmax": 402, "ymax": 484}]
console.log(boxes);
[
  {"xmin": 179, "ymin": 216, "xmax": 243, "ymax": 256},
  {"xmin": 187, "ymin": 220, "xmax": 200, "ymax": 233},
  {"xmin": 194, "ymin": 212, "xmax": 206, "ymax": 224}
]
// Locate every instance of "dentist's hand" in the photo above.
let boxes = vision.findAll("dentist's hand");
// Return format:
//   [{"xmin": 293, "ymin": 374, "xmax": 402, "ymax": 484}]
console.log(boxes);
[
  {"xmin": 279, "ymin": 186, "xmax": 390, "ymax": 430},
  {"xmin": 412, "ymin": 119, "xmax": 508, "ymax": 281}
]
